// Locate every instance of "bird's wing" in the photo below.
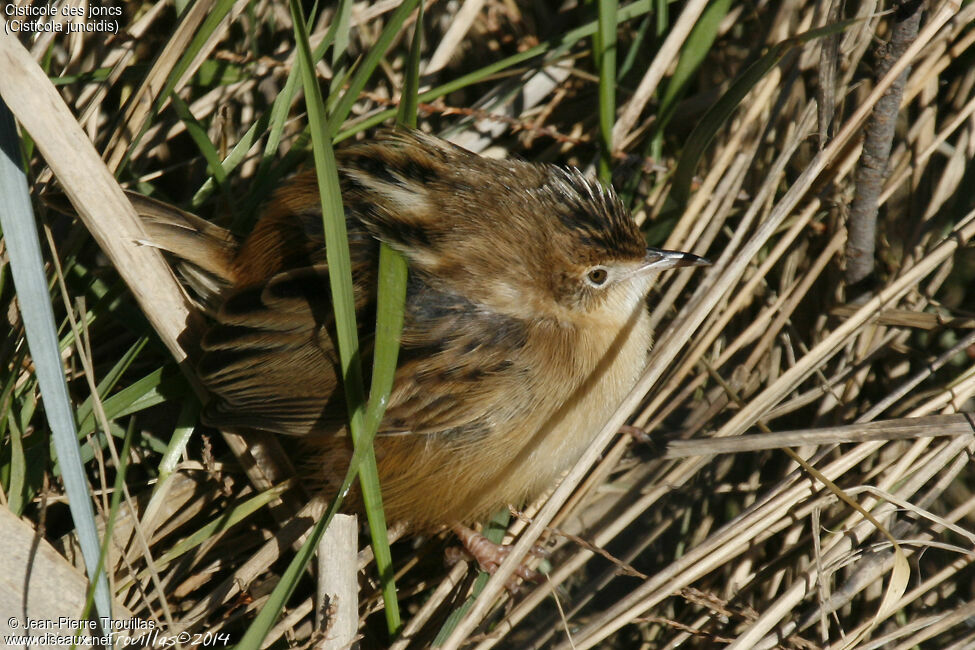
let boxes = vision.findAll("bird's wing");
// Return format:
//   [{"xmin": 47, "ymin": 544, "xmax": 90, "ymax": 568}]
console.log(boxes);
[
  {"xmin": 199, "ymin": 263, "xmax": 357, "ymax": 436},
  {"xmin": 378, "ymin": 275, "xmax": 529, "ymax": 437},
  {"xmin": 200, "ymin": 265, "xmax": 528, "ymax": 440}
]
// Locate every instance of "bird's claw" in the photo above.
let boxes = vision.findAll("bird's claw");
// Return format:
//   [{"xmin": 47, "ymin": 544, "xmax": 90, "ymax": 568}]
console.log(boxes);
[{"xmin": 448, "ymin": 525, "xmax": 547, "ymax": 592}]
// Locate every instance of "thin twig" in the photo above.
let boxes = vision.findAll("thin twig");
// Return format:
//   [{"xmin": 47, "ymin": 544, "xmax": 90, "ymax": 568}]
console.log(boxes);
[
  {"xmin": 665, "ymin": 413, "xmax": 975, "ymax": 458},
  {"xmin": 845, "ymin": 0, "xmax": 924, "ymax": 287}
]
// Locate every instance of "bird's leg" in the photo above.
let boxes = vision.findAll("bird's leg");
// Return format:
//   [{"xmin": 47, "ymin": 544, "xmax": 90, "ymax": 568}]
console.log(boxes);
[
  {"xmin": 447, "ymin": 525, "xmax": 546, "ymax": 591},
  {"xmin": 619, "ymin": 424, "xmax": 652, "ymax": 445}
]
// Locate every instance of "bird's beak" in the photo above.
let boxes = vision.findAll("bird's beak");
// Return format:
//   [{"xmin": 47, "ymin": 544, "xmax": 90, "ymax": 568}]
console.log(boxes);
[{"xmin": 639, "ymin": 247, "xmax": 711, "ymax": 273}]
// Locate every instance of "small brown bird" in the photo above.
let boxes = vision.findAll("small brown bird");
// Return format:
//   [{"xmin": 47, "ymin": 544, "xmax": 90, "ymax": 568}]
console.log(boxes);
[{"xmin": 134, "ymin": 129, "xmax": 706, "ymax": 542}]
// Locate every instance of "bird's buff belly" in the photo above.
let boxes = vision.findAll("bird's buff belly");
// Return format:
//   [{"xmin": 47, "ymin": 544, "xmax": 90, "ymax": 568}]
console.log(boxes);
[{"xmin": 303, "ymin": 309, "xmax": 652, "ymax": 532}]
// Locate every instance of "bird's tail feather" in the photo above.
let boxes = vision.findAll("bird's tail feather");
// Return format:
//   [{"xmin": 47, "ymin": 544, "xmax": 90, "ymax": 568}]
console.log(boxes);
[
  {"xmin": 124, "ymin": 192, "xmax": 238, "ymax": 309},
  {"xmin": 44, "ymin": 190, "xmax": 239, "ymax": 309}
]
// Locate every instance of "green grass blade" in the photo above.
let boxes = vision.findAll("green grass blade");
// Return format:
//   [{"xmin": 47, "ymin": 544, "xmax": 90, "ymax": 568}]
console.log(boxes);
[
  {"xmin": 669, "ymin": 18, "xmax": 858, "ymax": 208},
  {"xmin": 238, "ymin": 504, "xmax": 334, "ymax": 649},
  {"xmin": 5, "ymin": 415, "xmax": 26, "ymax": 515},
  {"xmin": 396, "ymin": 5, "xmax": 424, "ymax": 130},
  {"xmin": 237, "ymin": 3, "xmax": 405, "ymax": 646},
  {"xmin": 595, "ymin": 0, "xmax": 618, "ymax": 184},
  {"xmin": 236, "ymin": 3, "xmax": 342, "ymax": 227},
  {"xmin": 618, "ymin": 12, "xmax": 652, "ymax": 80},
  {"xmin": 298, "ymin": 0, "xmax": 403, "ymax": 627},
  {"xmin": 262, "ymin": 0, "xmax": 336, "ymax": 167},
  {"xmin": 335, "ymin": 0, "xmax": 653, "ymax": 141},
  {"xmin": 114, "ymin": 0, "xmax": 237, "ymax": 173},
  {"xmin": 328, "ymin": 0, "xmax": 353, "ymax": 98},
  {"xmin": 76, "ymin": 366, "xmax": 186, "ymax": 437},
  {"xmin": 115, "ymin": 479, "xmax": 296, "ymax": 593},
  {"xmin": 656, "ymin": 0, "xmax": 732, "ymax": 132},
  {"xmin": 192, "ymin": 113, "xmax": 269, "ymax": 208},
  {"xmin": 0, "ymin": 99, "xmax": 113, "ymax": 626},
  {"xmin": 352, "ymin": 0, "xmax": 424, "ymax": 630},
  {"xmin": 156, "ymin": 398, "xmax": 200, "ymax": 484},
  {"xmin": 326, "ymin": 0, "xmax": 421, "ymax": 134},
  {"xmin": 432, "ymin": 509, "xmax": 510, "ymax": 645},
  {"xmin": 79, "ymin": 417, "xmax": 136, "ymax": 636},
  {"xmin": 74, "ymin": 336, "xmax": 148, "ymax": 430}
]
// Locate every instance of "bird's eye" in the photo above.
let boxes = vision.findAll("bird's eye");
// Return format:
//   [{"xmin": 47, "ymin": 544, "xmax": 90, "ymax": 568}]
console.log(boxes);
[{"xmin": 586, "ymin": 267, "xmax": 609, "ymax": 287}]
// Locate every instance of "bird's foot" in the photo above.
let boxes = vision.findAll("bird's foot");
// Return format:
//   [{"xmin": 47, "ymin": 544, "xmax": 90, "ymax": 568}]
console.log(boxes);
[
  {"xmin": 619, "ymin": 424, "xmax": 652, "ymax": 444},
  {"xmin": 447, "ymin": 525, "xmax": 547, "ymax": 592}
]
